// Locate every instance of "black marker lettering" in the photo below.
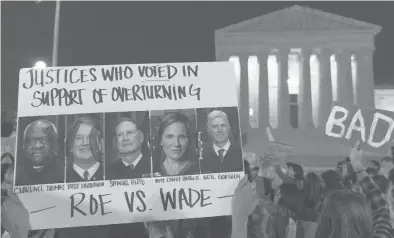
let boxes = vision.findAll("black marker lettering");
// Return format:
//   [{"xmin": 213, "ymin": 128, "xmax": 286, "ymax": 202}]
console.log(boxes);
[
  {"xmin": 98, "ymin": 194, "xmax": 112, "ymax": 216},
  {"xmin": 70, "ymin": 193, "xmax": 87, "ymax": 217}
]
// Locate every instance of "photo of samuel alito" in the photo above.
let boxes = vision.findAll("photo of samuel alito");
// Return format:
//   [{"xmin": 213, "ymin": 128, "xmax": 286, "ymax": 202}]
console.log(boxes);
[
  {"xmin": 199, "ymin": 109, "xmax": 243, "ymax": 174},
  {"xmin": 65, "ymin": 116, "xmax": 104, "ymax": 182},
  {"xmin": 15, "ymin": 118, "xmax": 64, "ymax": 186},
  {"xmin": 106, "ymin": 117, "xmax": 151, "ymax": 180}
]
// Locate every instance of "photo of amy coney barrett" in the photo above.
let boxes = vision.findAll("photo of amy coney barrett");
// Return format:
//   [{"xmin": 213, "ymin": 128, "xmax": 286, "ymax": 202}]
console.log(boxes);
[
  {"xmin": 196, "ymin": 107, "xmax": 243, "ymax": 174},
  {"xmin": 14, "ymin": 115, "xmax": 66, "ymax": 186},
  {"xmin": 64, "ymin": 113, "xmax": 106, "ymax": 183},
  {"xmin": 105, "ymin": 111, "xmax": 152, "ymax": 180},
  {"xmin": 150, "ymin": 109, "xmax": 200, "ymax": 177}
]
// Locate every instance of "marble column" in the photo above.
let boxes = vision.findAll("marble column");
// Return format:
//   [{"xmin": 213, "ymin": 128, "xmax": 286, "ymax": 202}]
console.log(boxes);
[
  {"xmin": 317, "ymin": 49, "xmax": 333, "ymax": 129},
  {"xmin": 277, "ymin": 49, "xmax": 290, "ymax": 129},
  {"xmin": 298, "ymin": 49, "xmax": 313, "ymax": 129},
  {"xmin": 258, "ymin": 51, "xmax": 270, "ymax": 129},
  {"xmin": 336, "ymin": 49, "xmax": 354, "ymax": 105},
  {"xmin": 239, "ymin": 54, "xmax": 250, "ymax": 131},
  {"xmin": 355, "ymin": 47, "xmax": 375, "ymax": 108}
]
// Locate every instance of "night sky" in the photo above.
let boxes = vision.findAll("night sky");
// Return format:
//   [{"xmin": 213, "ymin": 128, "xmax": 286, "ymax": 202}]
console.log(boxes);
[{"xmin": 2, "ymin": 1, "xmax": 394, "ymax": 112}]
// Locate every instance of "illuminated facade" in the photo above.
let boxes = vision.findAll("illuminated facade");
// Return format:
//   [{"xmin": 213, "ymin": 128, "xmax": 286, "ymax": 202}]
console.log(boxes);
[{"xmin": 215, "ymin": 5, "xmax": 382, "ymax": 169}]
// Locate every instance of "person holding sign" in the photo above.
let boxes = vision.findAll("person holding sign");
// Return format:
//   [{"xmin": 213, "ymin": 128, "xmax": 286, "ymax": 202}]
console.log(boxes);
[
  {"xmin": 106, "ymin": 117, "xmax": 151, "ymax": 180},
  {"xmin": 15, "ymin": 119, "xmax": 64, "ymax": 186},
  {"xmin": 65, "ymin": 117, "xmax": 104, "ymax": 182},
  {"xmin": 200, "ymin": 110, "xmax": 243, "ymax": 174}
]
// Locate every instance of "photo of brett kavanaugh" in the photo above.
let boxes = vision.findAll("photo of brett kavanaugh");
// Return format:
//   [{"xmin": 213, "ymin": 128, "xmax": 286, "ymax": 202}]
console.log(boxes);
[
  {"xmin": 65, "ymin": 113, "xmax": 105, "ymax": 182},
  {"xmin": 14, "ymin": 116, "xmax": 66, "ymax": 186}
]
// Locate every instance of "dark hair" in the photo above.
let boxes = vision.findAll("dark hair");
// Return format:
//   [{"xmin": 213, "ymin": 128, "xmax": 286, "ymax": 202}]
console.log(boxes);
[
  {"xmin": 1, "ymin": 153, "xmax": 14, "ymax": 183},
  {"xmin": 154, "ymin": 112, "xmax": 194, "ymax": 170},
  {"xmin": 286, "ymin": 162, "xmax": 304, "ymax": 180},
  {"xmin": 321, "ymin": 170, "xmax": 344, "ymax": 194},
  {"xmin": 66, "ymin": 116, "xmax": 103, "ymax": 163},
  {"xmin": 278, "ymin": 183, "xmax": 305, "ymax": 218},
  {"xmin": 369, "ymin": 160, "xmax": 380, "ymax": 171},
  {"xmin": 304, "ymin": 172, "xmax": 322, "ymax": 208},
  {"xmin": 388, "ymin": 168, "xmax": 394, "ymax": 184},
  {"xmin": 315, "ymin": 189, "xmax": 372, "ymax": 238}
]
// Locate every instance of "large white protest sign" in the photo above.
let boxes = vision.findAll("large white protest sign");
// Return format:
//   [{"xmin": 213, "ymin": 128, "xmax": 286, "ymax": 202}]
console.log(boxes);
[
  {"xmin": 15, "ymin": 62, "xmax": 244, "ymax": 229},
  {"xmin": 325, "ymin": 102, "xmax": 394, "ymax": 154}
]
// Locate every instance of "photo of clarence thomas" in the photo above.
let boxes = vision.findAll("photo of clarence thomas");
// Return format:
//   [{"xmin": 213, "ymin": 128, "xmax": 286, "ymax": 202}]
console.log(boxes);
[
  {"xmin": 196, "ymin": 107, "xmax": 243, "ymax": 174},
  {"xmin": 105, "ymin": 111, "xmax": 152, "ymax": 180},
  {"xmin": 65, "ymin": 114, "xmax": 105, "ymax": 182},
  {"xmin": 15, "ymin": 116, "xmax": 65, "ymax": 186}
]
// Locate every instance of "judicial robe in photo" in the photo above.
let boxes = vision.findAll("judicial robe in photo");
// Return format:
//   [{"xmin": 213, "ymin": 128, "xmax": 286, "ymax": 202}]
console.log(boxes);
[
  {"xmin": 65, "ymin": 162, "xmax": 104, "ymax": 183},
  {"xmin": 105, "ymin": 154, "xmax": 150, "ymax": 238},
  {"xmin": 15, "ymin": 159, "xmax": 64, "ymax": 186},
  {"xmin": 200, "ymin": 140, "xmax": 243, "ymax": 174},
  {"xmin": 55, "ymin": 162, "xmax": 107, "ymax": 238},
  {"xmin": 106, "ymin": 153, "xmax": 151, "ymax": 180}
]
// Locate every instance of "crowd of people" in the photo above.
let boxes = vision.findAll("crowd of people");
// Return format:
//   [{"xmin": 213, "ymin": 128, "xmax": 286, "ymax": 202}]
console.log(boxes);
[{"xmin": 2, "ymin": 134, "xmax": 394, "ymax": 237}]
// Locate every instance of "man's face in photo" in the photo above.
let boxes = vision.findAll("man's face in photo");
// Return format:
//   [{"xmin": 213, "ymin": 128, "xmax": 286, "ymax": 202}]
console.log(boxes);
[
  {"xmin": 116, "ymin": 121, "xmax": 143, "ymax": 154},
  {"xmin": 24, "ymin": 123, "xmax": 53, "ymax": 166},
  {"xmin": 207, "ymin": 117, "xmax": 230, "ymax": 145},
  {"xmin": 72, "ymin": 123, "xmax": 94, "ymax": 160}
]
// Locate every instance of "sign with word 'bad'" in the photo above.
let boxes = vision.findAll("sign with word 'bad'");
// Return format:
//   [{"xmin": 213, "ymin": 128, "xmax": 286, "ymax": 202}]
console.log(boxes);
[
  {"xmin": 325, "ymin": 102, "xmax": 394, "ymax": 154},
  {"xmin": 15, "ymin": 62, "xmax": 244, "ymax": 230}
]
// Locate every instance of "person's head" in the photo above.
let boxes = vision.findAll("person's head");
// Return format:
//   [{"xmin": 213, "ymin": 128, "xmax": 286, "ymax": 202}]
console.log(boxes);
[
  {"xmin": 114, "ymin": 118, "xmax": 143, "ymax": 156},
  {"xmin": 158, "ymin": 112, "xmax": 191, "ymax": 162},
  {"xmin": 286, "ymin": 162, "xmax": 304, "ymax": 190},
  {"xmin": 367, "ymin": 160, "xmax": 380, "ymax": 176},
  {"xmin": 315, "ymin": 189, "xmax": 372, "ymax": 238},
  {"xmin": 67, "ymin": 117, "xmax": 103, "ymax": 165},
  {"xmin": 388, "ymin": 168, "xmax": 394, "ymax": 185},
  {"xmin": 206, "ymin": 110, "xmax": 230, "ymax": 146},
  {"xmin": 304, "ymin": 172, "xmax": 322, "ymax": 208},
  {"xmin": 320, "ymin": 170, "xmax": 344, "ymax": 193},
  {"xmin": 23, "ymin": 119, "xmax": 58, "ymax": 167},
  {"xmin": 380, "ymin": 156, "xmax": 394, "ymax": 177},
  {"xmin": 1, "ymin": 153, "xmax": 14, "ymax": 189},
  {"xmin": 244, "ymin": 160, "xmax": 259, "ymax": 181}
]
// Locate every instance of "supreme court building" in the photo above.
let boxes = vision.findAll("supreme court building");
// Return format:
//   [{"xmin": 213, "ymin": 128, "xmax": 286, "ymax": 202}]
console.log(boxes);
[{"xmin": 215, "ymin": 5, "xmax": 383, "ymax": 170}]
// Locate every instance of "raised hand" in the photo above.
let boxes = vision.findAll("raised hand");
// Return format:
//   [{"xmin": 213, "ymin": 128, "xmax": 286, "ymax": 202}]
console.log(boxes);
[
  {"xmin": 232, "ymin": 176, "xmax": 258, "ymax": 223},
  {"xmin": 349, "ymin": 140, "xmax": 365, "ymax": 172}
]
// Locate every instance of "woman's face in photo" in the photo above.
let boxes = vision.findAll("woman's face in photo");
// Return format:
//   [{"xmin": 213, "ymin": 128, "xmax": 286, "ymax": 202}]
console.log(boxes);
[{"xmin": 162, "ymin": 122, "xmax": 189, "ymax": 161}]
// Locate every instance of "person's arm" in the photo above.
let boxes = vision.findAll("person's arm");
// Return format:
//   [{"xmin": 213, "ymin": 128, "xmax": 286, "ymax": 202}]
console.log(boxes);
[
  {"xmin": 274, "ymin": 166, "xmax": 293, "ymax": 184},
  {"xmin": 231, "ymin": 219, "xmax": 247, "ymax": 238},
  {"xmin": 358, "ymin": 173, "xmax": 393, "ymax": 238}
]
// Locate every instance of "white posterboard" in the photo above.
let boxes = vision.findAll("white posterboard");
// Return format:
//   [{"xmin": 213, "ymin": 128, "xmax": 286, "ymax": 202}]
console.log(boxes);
[{"xmin": 15, "ymin": 62, "xmax": 244, "ymax": 229}]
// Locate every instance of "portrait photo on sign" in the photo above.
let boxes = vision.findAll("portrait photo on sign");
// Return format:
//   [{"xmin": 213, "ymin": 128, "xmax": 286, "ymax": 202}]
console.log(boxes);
[
  {"xmin": 64, "ymin": 113, "xmax": 105, "ymax": 183},
  {"xmin": 105, "ymin": 111, "xmax": 152, "ymax": 180},
  {"xmin": 150, "ymin": 109, "xmax": 200, "ymax": 177},
  {"xmin": 15, "ymin": 116, "xmax": 66, "ymax": 186},
  {"xmin": 196, "ymin": 107, "xmax": 243, "ymax": 174}
]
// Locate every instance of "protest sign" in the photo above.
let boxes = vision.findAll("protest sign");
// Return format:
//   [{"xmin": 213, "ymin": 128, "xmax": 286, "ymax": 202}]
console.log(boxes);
[
  {"xmin": 15, "ymin": 62, "xmax": 244, "ymax": 229},
  {"xmin": 324, "ymin": 102, "xmax": 394, "ymax": 154}
]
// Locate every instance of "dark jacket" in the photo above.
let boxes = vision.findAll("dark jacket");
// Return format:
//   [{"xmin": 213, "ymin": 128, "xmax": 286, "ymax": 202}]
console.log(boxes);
[
  {"xmin": 15, "ymin": 160, "xmax": 64, "ymax": 186},
  {"xmin": 106, "ymin": 153, "xmax": 151, "ymax": 180},
  {"xmin": 200, "ymin": 142, "xmax": 243, "ymax": 174}
]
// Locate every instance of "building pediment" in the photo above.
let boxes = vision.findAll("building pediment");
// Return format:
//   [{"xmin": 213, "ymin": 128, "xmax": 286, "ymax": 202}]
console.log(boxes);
[{"xmin": 216, "ymin": 5, "xmax": 382, "ymax": 35}]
